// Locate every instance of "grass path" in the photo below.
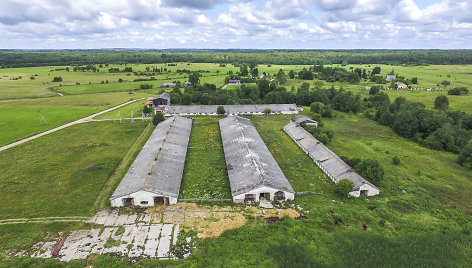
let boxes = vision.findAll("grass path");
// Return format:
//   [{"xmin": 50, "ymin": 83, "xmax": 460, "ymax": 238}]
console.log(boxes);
[{"xmin": 0, "ymin": 97, "xmax": 146, "ymax": 153}]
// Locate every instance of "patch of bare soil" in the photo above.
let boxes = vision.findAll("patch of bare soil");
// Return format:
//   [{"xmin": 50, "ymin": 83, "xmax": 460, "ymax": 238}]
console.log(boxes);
[{"xmin": 147, "ymin": 203, "xmax": 300, "ymax": 238}]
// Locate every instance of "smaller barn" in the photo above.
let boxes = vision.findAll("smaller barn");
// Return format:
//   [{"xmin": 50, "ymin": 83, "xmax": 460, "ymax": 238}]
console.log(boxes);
[
  {"xmin": 395, "ymin": 81, "xmax": 408, "ymax": 89},
  {"xmin": 160, "ymin": 83, "xmax": 177, "ymax": 88},
  {"xmin": 184, "ymin": 81, "xmax": 192, "ymax": 86},
  {"xmin": 386, "ymin": 75, "xmax": 396, "ymax": 82},
  {"xmin": 228, "ymin": 80, "xmax": 241, "ymax": 85},
  {"xmin": 292, "ymin": 115, "xmax": 318, "ymax": 126},
  {"xmin": 284, "ymin": 121, "xmax": 379, "ymax": 197},
  {"xmin": 110, "ymin": 116, "xmax": 192, "ymax": 207},
  {"xmin": 220, "ymin": 116, "xmax": 295, "ymax": 203}
]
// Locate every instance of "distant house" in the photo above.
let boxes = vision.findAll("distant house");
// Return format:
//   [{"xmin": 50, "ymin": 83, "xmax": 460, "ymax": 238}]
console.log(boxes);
[
  {"xmin": 184, "ymin": 81, "xmax": 192, "ymax": 86},
  {"xmin": 266, "ymin": 78, "xmax": 275, "ymax": 82},
  {"xmin": 145, "ymin": 97, "xmax": 154, "ymax": 107},
  {"xmin": 228, "ymin": 80, "xmax": 241, "ymax": 85},
  {"xmin": 160, "ymin": 83, "xmax": 176, "ymax": 88},
  {"xmin": 258, "ymin": 74, "xmax": 265, "ymax": 79},
  {"xmin": 386, "ymin": 75, "xmax": 396, "ymax": 82},
  {"xmin": 293, "ymin": 73, "xmax": 299, "ymax": 78},
  {"xmin": 292, "ymin": 115, "xmax": 318, "ymax": 127},
  {"xmin": 365, "ymin": 86, "xmax": 371, "ymax": 90},
  {"xmin": 152, "ymin": 92, "xmax": 171, "ymax": 108},
  {"xmin": 395, "ymin": 81, "xmax": 408, "ymax": 89}
]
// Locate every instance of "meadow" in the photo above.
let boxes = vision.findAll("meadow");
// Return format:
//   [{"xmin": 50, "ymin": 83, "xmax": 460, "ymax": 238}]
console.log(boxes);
[
  {"xmin": 0, "ymin": 61, "xmax": 471, "ymax": 266},
  {"xmin": 0, "ymin": 121, "xmax": 147, "ymax": 219}
]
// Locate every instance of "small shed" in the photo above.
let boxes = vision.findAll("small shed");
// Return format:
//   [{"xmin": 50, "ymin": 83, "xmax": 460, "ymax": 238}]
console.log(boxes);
[
  {"xmin": 228, "ymin": 80, "xmax": 241, "ymax": 85},
  {"xmin": 386, "ymin": 75, "xmax": 396, "ymax": 82},
  {"xmin": 160, "ymin": 83, "xmax": 177, "ymax": 88},
  {"xmin": 395, "ymin": 82, "xmax": 408, "ymax": 89},
  {"xmin": 184, "ymin": 81, "xmax": 192, "ymax": 86},
  {"xmin": 220, "ymin": 116, "xmax": 295, "ymax": 203},
  {"xmin": 292, "ymin": 115, "xmax": 318, "ymax": 126}
]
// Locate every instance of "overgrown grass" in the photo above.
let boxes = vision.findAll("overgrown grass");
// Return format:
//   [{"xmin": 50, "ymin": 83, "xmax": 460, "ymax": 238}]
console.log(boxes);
[
  {"xmin": 180, "ymin": 117, "xmax": 231, "ymax": 199},
  {"xmin": 0, "ymin": 121, "xmax": 147, "ymax": 219}
]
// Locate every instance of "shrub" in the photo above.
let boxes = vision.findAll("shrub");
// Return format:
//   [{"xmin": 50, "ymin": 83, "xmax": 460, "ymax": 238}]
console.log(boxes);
[
  {"xmin": 52, "ymin": 76, "xmax": 62, "ymax": 82},
  {"xmin": 434, "ymin": 95, "xmax": 449, "ymax": 110},
  {"xmin": 448, "ymin": 87, "xmax": 469, "ymax": 95},
  {"xmin": 356, "ymin": 158, "xmax": 385, "ymax": 185},
  {"xmin": 264, "ymin": 108, "xmax": 271, "ymax": 115},
  {"xmin": 143, "ymin": 105, "xmax": 152, "ymax": 114},
  {"xmin": 458, "ymin": 143, "xmax": 472, "ymax": 169},
  {"xmin": 335, "ymin": 179, "xmax": 354, "ymax": 197},
  {"xmin": 152, "ymin": 113, "xmax": 165, "ymax": 126},
  {"xmin": 392, "ymin": 156, "xmax": 401, "ymax": 165},
  {"xmin": 217, "ymin": 106, "xmax": 226, "ymax": 115}
]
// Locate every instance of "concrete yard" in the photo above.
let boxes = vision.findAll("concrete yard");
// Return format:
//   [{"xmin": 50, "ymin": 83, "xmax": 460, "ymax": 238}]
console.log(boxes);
[{"xmin": 25, "ymin": 210, "xmax": 179, "ymax": 261}]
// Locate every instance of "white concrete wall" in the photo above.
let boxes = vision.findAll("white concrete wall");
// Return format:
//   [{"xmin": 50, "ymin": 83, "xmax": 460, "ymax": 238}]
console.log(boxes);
[
  {"xmin": 232, "ymin": 186, "xmax": 295, "ymax": 203},
  {"xmin": 110, "ymin": 191, "xmax": 178, "ymax": 207},
  {"xmin": 349, "ymin": 184, "xmax": 380, "ymax": 197}
]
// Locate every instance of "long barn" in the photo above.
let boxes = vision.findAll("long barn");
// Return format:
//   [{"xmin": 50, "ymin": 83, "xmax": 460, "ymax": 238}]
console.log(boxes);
[
  {"xmin": 165, "ymin": 104, "xmax": 298, "ymax": 116},
  {"xmin": 219, "ymin": 116, "xmax": 295, "ymax": 203},
  {"xmin": 284, "ymin": 119, "xmax": 379, "ymax": 197},
  {"xmin": 110, "ymin": 116, "xmax": 192, "ymax": 207}
]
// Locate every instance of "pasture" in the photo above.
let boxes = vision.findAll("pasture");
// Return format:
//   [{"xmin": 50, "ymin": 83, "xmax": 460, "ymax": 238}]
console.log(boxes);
[{"xmin": 0, "ymin": 121, "xmax": 147, "ymax": 219}]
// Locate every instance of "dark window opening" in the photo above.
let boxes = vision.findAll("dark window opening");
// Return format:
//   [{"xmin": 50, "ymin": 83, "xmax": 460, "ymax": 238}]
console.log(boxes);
[
  {"xmin": 123, "ymin": 198, "xmax": 134, "ymax": 208},
  {"xmin": 274, "ymin": 191, "xmax": 285, "ymax": 201},
  {"xmin": 140, "ymin": 201, "xmax": 149, "ymax": 205}
]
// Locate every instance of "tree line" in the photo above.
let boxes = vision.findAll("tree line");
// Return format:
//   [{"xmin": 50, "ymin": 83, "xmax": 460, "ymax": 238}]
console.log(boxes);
[{"xmin": 3, "ymin": 49, "xmax": 472, "ymax": 67}]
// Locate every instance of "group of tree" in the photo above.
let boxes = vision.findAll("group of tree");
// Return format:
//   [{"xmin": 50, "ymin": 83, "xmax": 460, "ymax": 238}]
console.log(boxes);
[
  {"xmin": 365, "ymin": 90, "xmax": 472, "ymax": 167},
  {"xmin": 341, "ymin": 156, "xmax": 385, "ymax": 185},
  {"xmin": 108, "ymin": 67, "xmax": 133, "ymax": 73},
  {"xmin": 5, "ymin": 50, "xmax": 472, "ymax": 68},
  {"xmin": 448, "ymin": 87, "xmax": 469, "ymax": 95}
]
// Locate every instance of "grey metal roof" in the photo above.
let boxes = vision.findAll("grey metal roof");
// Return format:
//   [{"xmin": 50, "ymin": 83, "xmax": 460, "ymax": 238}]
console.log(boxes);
[
  {"xmin": 110, "ymin": 116, "xmax": 192, "ymax": 200},
  {"xmin": 154, "ymin": 92, "xmax": 170, "ymax": 101},
  {"xmin": 292, "ymin": 115, "xmax": 318, "ymax": 125},
  {"xmin": 284, "ymin": 121, "xmax": 378, "ymax": 191},
  {"xmin": 160, "ymin": 83, "xmax": 176, "ymax": 87},
  {"xmin": 220, "ymin": 116, "xmax": 295, "ymax": 196},
  {"xmin": 165, "ymin": 104, "xmax": 298, "ymax": 115}
]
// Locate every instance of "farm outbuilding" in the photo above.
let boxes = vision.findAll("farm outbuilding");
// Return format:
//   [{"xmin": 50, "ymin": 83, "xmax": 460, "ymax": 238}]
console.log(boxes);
[
  {"xmin": 219, "ymin": 116, "xmax": 295, "ymax": 203},
  {"xmin": 292, "ymin": 115, "xmax": 318, "ymax": 126},
  {"xmin": 284, "ymin": 120, "xmax": 379, "ymax": 197},
  {"xmin": 164, "ymin": 104, "xmax": 298, "ymax": 116},
  {"xmin": 110, "ymin": 116, "xmax": 192, "ymax": 207}
]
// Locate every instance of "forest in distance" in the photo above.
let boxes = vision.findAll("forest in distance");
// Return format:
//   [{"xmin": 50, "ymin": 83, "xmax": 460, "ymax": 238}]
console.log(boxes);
[{"xmin": 2, "ymin": 49, "xmax": 472, "ymax": 67}]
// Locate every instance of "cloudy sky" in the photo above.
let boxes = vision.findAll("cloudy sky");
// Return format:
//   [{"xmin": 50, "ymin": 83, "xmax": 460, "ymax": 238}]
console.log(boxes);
[{"xmin": 0, "ymin": 0, "xmax": 471, "ymax": 49}]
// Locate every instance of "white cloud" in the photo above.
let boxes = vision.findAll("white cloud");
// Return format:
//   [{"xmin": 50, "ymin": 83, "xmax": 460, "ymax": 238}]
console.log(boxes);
[{"xmin": 0, "ymin": 0, "xmax": 471, "ymax": 48}]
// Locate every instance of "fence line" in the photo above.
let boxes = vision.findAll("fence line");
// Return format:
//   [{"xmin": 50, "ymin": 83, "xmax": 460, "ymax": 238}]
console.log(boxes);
[
  {"xmin": 179, "ymin": 198, "xmax": 232, "ymax": 202},
  {"xmin": 295, "ymin": 191, "xmax": 323, "ymax": 196}
]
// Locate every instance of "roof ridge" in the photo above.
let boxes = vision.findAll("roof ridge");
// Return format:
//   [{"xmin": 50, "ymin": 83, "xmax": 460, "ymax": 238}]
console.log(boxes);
[{"xmin": 141, "ymin": 116, "xmax": 176, "ymax": 190}]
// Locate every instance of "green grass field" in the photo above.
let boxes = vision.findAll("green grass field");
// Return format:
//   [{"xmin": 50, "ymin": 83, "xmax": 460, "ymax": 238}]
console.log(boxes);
[
  {"xmin": 0, "ymin": 92, "xmax": 151, "ymax": 147},
  {"xmin": 0, "ymin": 62, "xmax": 471, "ymax": 266},
  {"xmin": 180, "ymin": 117, "xmax": 231, "ymax": 199},
  {"xmin": 0, "ymin": 121, "xmax": 147, "ymax": 219}
]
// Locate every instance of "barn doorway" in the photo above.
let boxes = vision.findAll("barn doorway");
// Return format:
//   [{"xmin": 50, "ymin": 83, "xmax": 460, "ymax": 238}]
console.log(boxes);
[
  {"xmin": 123, "ymin": 198, "xmax": 134, "ymax": 208},
  {"xmin": 274, "ymin": 191, "xmax": 285, "ymax": 201},
  {"xmin": 244, "ymin": 194, "xmax": 256, "ymax": 203},
  {"xmin": 154, "ymin": 196, "xmax": 169, "ymax": 206},
  {"xmin": 360, "ymin": 190, "xmax": 369, "ymax": 196}
]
